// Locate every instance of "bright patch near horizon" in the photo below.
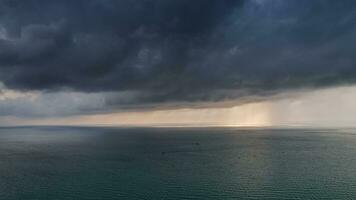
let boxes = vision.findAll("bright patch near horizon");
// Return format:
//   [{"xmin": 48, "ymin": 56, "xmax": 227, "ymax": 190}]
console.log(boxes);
[{"xmin": 2, "ymin": 85, "xmax": 355, "ymax": 127}]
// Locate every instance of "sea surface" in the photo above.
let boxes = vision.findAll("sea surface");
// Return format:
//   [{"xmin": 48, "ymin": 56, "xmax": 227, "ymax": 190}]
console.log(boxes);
[{"xmin": 1, "ymin": 127, "xmax": 356, "ymax": 199}]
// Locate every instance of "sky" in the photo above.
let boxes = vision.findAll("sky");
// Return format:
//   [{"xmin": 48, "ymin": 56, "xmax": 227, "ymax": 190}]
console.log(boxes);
[{"xmin": 0, "ymin": 0, "xmax": 356, "ymax": 127}]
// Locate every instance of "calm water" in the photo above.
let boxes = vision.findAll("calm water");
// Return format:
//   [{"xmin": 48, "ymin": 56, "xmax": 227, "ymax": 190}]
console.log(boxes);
[{"xmin": 1, "ymin": 127, "xmax": 356, "ymax": 199}]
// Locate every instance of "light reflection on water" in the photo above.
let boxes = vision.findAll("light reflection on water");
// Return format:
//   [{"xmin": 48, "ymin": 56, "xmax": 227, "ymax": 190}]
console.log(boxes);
[{"xmin": 1, "ymin": 127, "xmax": 356, "ymax": 199}]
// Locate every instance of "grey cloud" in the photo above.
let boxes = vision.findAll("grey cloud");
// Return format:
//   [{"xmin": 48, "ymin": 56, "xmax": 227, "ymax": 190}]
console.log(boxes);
[
  {"xmin": 0, "ymin": 90, "xmax": 106, "ymax": 117},
  {"xmin": 0, "ymin": 0, "xmax": 356, "ymax": 113}
]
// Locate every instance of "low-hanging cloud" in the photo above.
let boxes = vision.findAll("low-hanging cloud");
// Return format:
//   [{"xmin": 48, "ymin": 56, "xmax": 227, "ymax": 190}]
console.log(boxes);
[{"xmin": 1, "ymin": 0, "xmax": 356, "ymax": 115}]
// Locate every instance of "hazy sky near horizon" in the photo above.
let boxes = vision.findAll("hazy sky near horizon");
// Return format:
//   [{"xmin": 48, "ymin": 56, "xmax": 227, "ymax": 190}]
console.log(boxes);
[
  {"xmin": 1, "ymin": 85, "xmax": 356, "ymax": 127},
  {"xmin": 1, "ymin": 0, "xmax": 356, "ymax": 126}
]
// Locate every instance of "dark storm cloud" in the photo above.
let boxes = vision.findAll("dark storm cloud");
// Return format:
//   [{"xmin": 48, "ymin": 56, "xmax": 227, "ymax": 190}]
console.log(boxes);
[{"xmin": 1, "ymin": 0, "xmax": 356, "ymax": 107}]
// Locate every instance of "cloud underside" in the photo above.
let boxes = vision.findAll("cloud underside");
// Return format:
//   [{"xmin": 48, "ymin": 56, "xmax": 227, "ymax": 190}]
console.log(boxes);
[{"xmin": 1, "ymin": 0, "xmax": 356, "ymax": 116}]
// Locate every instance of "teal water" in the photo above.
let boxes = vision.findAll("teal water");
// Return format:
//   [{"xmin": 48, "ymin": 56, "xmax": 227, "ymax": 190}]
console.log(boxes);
[{"xmin": 1, "ymin": 127, "xmax": 356, "ymax": 199}]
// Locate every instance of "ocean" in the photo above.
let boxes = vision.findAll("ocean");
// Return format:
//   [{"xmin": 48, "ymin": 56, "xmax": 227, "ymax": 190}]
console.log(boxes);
[{"xmin": 1, "ymin": 126, "xmax": 356, "ymax": 199}]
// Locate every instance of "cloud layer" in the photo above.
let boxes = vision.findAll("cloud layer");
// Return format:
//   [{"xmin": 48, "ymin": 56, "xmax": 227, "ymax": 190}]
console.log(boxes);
[{"xmin": 1, "ymin": 0, "xmax": 356, "ymax": 116}]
